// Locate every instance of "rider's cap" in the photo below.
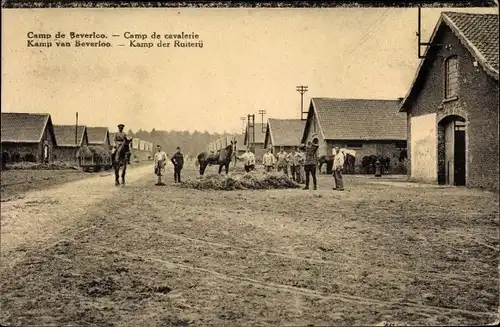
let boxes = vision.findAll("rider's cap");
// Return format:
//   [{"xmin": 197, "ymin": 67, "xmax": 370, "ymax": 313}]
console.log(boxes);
[{"xmin": 118, "ymin": 124, "xmax": 125, "ymax": 128}]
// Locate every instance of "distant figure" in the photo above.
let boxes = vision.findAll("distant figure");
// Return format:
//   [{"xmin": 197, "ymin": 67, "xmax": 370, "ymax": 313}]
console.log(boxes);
[
  {"xmin": 237, "ymin": 147, "xmax": 256, "ymax": 172},
  {"xmin": 303, "ymin": 134, "xmax": 319, "ymax": 190},
  {"xmin": 262, "ymin": 147, "xmax": 276, "ymax": 172},
  {"xmin": 43, "ymin": 140, "xmax": 49, "ymax": 163},
  {"xmin": 113, "ymin": 124, "xmax": 131, "ymax": 164},
  {"xmin": 171, "ymin": 146, "xmax": 184, "ymax": 183},
  {"xmin": 332, "ymin": 146, "xmax": 345, "ymax": 191},
  {"xmin": 154, "ymin": 144, "xmax": 167, "ymax": 186},
  {"xmin": 287, "ymin": 146, "xmax": 303, "ymax": 183},
  {"xmin": 276, "ymin": 146, "xmax": 289, "ymax": 176},
  {"xmin": 298, "ymin": 144, "xmax": 306, "ymax": 184}
]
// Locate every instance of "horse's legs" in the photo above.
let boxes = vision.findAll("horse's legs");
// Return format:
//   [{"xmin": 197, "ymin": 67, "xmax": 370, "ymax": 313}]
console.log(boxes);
[
  {"xmin": 114, "ymin": 164, "xmax": 120, "ymax": 185},
  {"xmin": 199, "ymin": 162, "xmax": 205, "ymax": 176},
  {"xmin": 218, "ymin": 164, "xmax": 223, "ymax": 174},
  {"xmin": 225, "ymin": 163, "xmax": 229, "ymax": 175},
  {"xmin": 121, "ymin": 162, "xmax": 127, "ymax": 184}
]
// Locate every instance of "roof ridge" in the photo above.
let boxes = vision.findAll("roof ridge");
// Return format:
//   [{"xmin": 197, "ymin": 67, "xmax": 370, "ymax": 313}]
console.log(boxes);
[
  {"xmin": 313, "ymin": 97, "xmax": 401, "ymax": 101},
  {"xmin": 1, "ymin": 112, "xmax": 50, "ymax": 116},
  {"xmin": 442, "ymin": 11, "xmax": 499, "ymax": 16}
]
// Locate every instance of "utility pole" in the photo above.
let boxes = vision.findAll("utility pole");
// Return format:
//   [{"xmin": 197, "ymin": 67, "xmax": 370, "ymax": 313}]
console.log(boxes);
[
  {"xmin": 75, "ymin": 112, "xmax": 79, "ymax": 145},
  {"xmin": 240, "ymin": 116, "xmax": 246, "ymax": 134},
  {"xmin": 258, "ymin": 109, "xmax": 266, "ymax": 133},
  {"xmin": 247, "ymin": 114, "xmax": 255, "ymax": 152},
  {"xmin": 296, "ymin": 85, "xmax": 308, "ymax": 120}
]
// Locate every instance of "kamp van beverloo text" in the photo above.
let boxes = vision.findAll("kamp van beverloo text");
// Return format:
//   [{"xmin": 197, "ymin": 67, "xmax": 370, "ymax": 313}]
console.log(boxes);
[{"xmin": 26, "ymin": 31, "xmax": 204, "ymax": 49}]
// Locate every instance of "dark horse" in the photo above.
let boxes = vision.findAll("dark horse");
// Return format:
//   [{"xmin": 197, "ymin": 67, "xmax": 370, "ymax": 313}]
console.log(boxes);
[
  {"xmin": 113, "ymin": 137, "xmax": 132, "ymax": 186},
  {"xmin": 197, "ymin": 140, "xmax": 236, "ymax": 176}
]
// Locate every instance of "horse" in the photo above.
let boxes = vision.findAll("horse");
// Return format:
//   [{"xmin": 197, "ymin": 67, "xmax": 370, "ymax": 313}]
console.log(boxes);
[
  {"xmin": 318, "ymin": 155, "xmax": 333, "ymax": 174},
  {"xmin": 197, "ymin": 140, "xmax": 236, "ymax": 176},
  {"xmin": 113, "ymin": 137, "xmax": 132, "ymax": 186}
]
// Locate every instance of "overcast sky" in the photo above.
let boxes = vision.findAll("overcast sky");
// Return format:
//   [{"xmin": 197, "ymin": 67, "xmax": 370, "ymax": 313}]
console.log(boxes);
[{"xmin": 2, "ymin": 6, "xmax": 497, "ymax": 134}]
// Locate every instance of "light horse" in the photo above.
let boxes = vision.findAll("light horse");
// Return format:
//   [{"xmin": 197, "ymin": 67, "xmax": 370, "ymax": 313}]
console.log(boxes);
[
  {"xmin": 113, "ymin": 137, "xmax": 132, "ymax": 186},
  {"xmin": 196, "ymin": 140, "xmax": 236, "ymax": 176}
]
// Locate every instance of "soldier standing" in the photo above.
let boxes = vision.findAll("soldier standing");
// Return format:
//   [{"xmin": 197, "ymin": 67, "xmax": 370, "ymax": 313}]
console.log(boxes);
[
  {"xmin": 287, "ymin": 146, "xmax": 303, "ymax": 182},
  {"xmin": 237, "ymin": 147, "xmax": 256, "ymax": 172},
  {"xmin": 276, "ymin": 146, "xmax": 289, "ymax": 175},
  {"xmin": 154, "ymin": 144, "xmax": 167, "ymax": 186},
  {"xmin": 262, "ymin": 147, "xmax": 276, "ymax": 172},
  {"xmin": 303, "ymin": 134, "xmax": 320, "ymax": 190},
  {"xmin": 332, "ymin": 146, "xmax": 345, "ymax": 191},
  {"xmin": 171, "ymin": 146, "xmax": 184, "ymax": 183}
]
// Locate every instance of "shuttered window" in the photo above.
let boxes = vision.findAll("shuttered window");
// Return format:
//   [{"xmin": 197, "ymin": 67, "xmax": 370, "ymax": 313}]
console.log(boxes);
[{"xmin": 445, "ymin": 56, "xmax": 459, "ymax": 99}]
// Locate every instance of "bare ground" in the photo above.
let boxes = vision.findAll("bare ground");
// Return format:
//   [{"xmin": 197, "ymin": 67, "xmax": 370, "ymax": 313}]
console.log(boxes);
[{"xmin": 1, "ymin": 164, "xmax": 498, "ymax": 326}]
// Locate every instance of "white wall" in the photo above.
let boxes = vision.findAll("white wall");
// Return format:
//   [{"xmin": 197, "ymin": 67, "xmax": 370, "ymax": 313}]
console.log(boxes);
[
  {"xmin": 410, "ymin": 113, "xmax": 437, "ymax": 183},
  {"xmin": 132, "ymin": 138, "xmax": 140, "ymax": 150}
]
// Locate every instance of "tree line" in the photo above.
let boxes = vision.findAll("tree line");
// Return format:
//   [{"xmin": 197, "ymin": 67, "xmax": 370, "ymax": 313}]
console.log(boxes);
[{"xmin": 127, "ymin": 128, "xmax": 234, "ymax": 157}]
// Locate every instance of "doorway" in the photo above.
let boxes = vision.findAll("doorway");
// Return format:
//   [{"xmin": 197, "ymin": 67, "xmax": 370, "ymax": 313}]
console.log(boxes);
[
  {"xmin": 438, "ymin": 115, "xmax": 466, "ymax": 186},
  {"xmin": 454, "ymin": 121, "xmax": 466, "ymax": 186}
]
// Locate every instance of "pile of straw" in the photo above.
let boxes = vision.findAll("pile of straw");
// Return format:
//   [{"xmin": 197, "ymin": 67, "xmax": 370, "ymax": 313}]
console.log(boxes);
[
  {"xmin": 181, "ymin": 171, "xmax": 300, "ymax": 191},
  {"xmin": 8, "ymin": 162, "xmax": 79, "ymax": 170}
]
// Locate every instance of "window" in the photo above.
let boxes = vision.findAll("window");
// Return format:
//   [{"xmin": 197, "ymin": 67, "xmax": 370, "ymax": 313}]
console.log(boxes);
[
  {"xmin": 395, "ymin": 141, "xmax": 407, "ymax": 149},
  {"xmin": 445, "ymin": 56, "xmax": 459, "ymax": 99},
  {"xmin": 455, "ymin": 120, "xmax": 466, "ymax": 131},
  {"xmin": 346, "ymin": 142, "xmax": 363, "ymax": 149}
]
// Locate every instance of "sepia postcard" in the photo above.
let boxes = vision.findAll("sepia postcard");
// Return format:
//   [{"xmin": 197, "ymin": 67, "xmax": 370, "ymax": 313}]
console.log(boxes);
[{"xmin": 1, "ymin": 1, "xmax": 499, "ymax": 326}]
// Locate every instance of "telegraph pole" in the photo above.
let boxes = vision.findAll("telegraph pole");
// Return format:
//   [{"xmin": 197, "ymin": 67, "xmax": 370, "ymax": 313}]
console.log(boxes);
[
  {"xmin": 247, "ymin": 114, "xmax": 255, "ymax": 151},
  {"xmin": 240, "ymin": 116, "xmax": 246, "ymax": 134},
  {"xmin": 296, "ymin": 85, "xmax": 308, "ymax": 120},
  {"xmin": 258, "ymin": 109, "xmax": 266, "ymax": 133},
  {"xmin": 75, "ymin": 112, "xmax": 79, "ymax": 145}
]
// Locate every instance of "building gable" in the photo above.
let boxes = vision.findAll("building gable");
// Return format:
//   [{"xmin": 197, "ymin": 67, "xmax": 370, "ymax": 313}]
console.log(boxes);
[
  {"xmin": 399, "ymin": 12, "xmax": 499, "ymax": 113},
  {"xmin": 0, "ymin": 112, "xmax": 53, "ymax": 144},
  {"xmin": 53, "ymin": 125, "xmax": 87, "ymax": 147},
  {"xmin": 302, "ymin": 98, "xmax": 406, "ymax": 142}
]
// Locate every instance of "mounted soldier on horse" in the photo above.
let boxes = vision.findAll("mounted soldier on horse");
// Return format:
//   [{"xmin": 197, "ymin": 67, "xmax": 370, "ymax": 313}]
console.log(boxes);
[{"xmin": 112, "ymin": 124, "xmax": 133, "ymax": 186}]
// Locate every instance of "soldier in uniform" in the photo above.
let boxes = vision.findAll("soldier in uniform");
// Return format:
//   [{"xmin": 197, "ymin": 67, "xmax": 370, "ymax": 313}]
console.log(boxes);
[
  {"xmin": 276, "ymin": 146, "xmax": 289, "ymax": 176},
  {"xmin": 112, "ymin": 124, "xmax": 131, "ymax": 164}
]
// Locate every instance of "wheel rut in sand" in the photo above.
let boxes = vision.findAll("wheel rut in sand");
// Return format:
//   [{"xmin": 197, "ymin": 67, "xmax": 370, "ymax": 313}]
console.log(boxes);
[{"xmin": 0, "ymin": 165, "xmax": 153, "ymax": 252}]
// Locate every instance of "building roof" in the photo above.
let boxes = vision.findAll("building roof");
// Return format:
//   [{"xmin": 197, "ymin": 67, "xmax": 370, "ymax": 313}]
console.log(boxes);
[
  {"xmin": 244, "ymin": 123, "xmax": 266, "ymax": 145},
  {"xmin": 399, "ymin": 12, "xmax": 499, "ymax": 112},
  {"xmin": 86, "ymin": 126, "xmax": 109, "ymax": 145},
  {"xmin": 1, "ymin": 112, "xmax": 56, "ymax": 144},
  {"xmin": 53, "ymin": 125, "xmax": 87, "ymax": 147},
  {"xmin": 234, "ymin": 134, "xmax": 245, "ymax": 150},
  {"xmin": 303, "ymin": 98, "xmax": 407, "ymax": 142},
  {"xmin": 264, "ymin": 119, "xmax": 306, "ymax": 148}
]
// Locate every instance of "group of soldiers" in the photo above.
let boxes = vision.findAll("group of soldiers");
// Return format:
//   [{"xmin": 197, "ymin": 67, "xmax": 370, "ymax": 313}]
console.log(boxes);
[
  {"xmin": 236, "ymin": 134, "xmax": 345, "ymax": 191},
  {"xmin": 238, "ymin": 145, "xmax": 307, "ymax": 182}
]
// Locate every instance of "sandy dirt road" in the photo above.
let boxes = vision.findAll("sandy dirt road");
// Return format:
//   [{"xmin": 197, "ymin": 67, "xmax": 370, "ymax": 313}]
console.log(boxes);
[
  {"xmin": 1, "ymin": 165, "xmax": 498, "ymax": 326},
  {"xmin": 1, "ymin": 164, "xmax": 154, "ymax": 254}
]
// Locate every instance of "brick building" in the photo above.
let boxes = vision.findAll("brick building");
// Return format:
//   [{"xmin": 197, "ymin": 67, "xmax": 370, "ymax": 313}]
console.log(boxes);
[
  {"xmin": 398, "ymin": 12, "xmax": 499, "ymax": 192},
  {"xmin": 53, "ymin": 125, "xmax": 88, "ymax": 162},
  {"xmin": 264, "ymin": 119, "xmax": 306, "ymax": 153},
  {"xmin": 301, "ymin": 98, "xmax": 407, "ymax": 172},
  {"xmin": 1, "ymin": 112, "xmax": 57, "ymax": 163}
]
